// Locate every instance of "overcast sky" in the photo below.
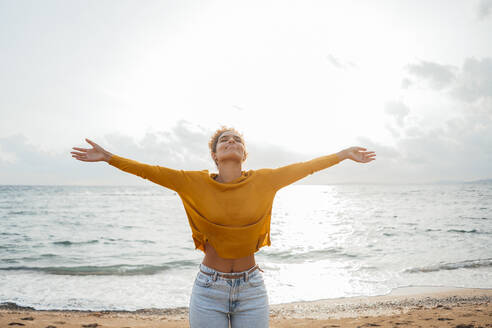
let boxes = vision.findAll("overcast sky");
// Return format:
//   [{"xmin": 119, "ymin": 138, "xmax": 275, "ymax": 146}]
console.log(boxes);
[{"xmin": 1, "ymin": 0, "xmax": 491, "ymax": 185}]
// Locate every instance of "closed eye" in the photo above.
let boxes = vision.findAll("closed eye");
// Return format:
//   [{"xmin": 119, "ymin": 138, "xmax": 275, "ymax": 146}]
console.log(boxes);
[{"xmin": 220, "ymin": 136, "xmax": 242, "ymax": 142}]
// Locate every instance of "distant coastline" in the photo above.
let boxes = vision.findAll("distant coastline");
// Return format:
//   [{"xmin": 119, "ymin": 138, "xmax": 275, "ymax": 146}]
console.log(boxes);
[
  {"xmin": 1, "ymin": 179, "xmax": 492, "ymax": 186},
  {"xmin": 432, "ymin": 178, "xmax": 492, "ymax": 184}
]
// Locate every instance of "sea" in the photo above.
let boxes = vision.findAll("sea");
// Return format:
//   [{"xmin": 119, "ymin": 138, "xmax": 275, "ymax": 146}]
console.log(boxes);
[{"xmin": 0, "ymin": 183, "xmax": 491, "ymax": 311}]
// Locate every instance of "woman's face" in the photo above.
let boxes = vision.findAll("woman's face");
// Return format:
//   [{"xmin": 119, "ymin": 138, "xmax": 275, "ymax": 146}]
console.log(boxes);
[{"xmin": 213, "ymin": 131, "xmax": 246, "ymax": 166}]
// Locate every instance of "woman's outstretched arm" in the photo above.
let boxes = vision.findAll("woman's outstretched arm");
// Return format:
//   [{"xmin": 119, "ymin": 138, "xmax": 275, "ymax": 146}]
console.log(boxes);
[
  {"xmin": 264, "ymin": 147, "xmax": 376, "ymax": 191},
  {"xmin": 71, "ymin": 138, "xmax": 188, "ymax": 192}
]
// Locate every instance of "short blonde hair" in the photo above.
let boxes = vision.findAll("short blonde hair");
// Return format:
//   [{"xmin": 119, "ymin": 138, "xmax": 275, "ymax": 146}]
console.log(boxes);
[{"xmin": 208, "ymin": 125, "xmax": 248, "ymax": 168}]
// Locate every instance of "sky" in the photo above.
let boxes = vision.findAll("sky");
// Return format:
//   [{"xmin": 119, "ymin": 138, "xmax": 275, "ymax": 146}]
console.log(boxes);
[{"xmin": 0, "ymin": 0, "xmax": 491, "ymax": 185}]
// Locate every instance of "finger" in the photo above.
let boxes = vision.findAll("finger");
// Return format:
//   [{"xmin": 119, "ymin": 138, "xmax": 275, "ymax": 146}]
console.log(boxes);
[
  {"xmin": 357, "ymin": 147, "xmax": 367, "ymax": 151},
  {"xmin": 72, "ymin": 147, "xmax": 89, "ymax": 151},
  {"xmin": 85, "ymin": 138, "xmax": 96, "ymax": 147},
  {"xmin": 71, "ymin": 151, "xmax": 86, "ymax": 156},
  {"xmin": 72, "ymin": 155, "xmax": 90, "ymax": 162}
]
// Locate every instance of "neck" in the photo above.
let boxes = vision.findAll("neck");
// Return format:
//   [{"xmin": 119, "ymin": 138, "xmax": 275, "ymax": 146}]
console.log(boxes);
[{"xmin": 215, "ymin": 162, "xmax": 243, "ymax": 183}]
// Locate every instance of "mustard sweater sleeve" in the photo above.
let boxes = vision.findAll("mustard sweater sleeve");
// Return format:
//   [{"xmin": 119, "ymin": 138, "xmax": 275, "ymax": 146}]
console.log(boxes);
[
  {"xmin": 266, "ymin": 153, "xmax": 342, "ymax": 191},
  {"xmin": 107, "ymin": 154, "xmax": 188, "ymax": 192}
]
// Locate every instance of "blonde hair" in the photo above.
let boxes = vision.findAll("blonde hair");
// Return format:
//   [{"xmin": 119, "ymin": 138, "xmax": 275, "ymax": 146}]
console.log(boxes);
[{"xmin": 208, "ymin": 125, "xmax": 248, "ymax": 168}]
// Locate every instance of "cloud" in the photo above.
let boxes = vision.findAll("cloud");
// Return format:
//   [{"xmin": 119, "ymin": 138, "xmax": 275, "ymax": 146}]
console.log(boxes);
[
  {"xmin": 351, "ymin": 109, "xmax": 492, "ymax": 184},
  {"xmin": 384, "ymin": 123, "xmax": 400, "ymax": 138},
  {"xmin": 0, "ymin": 134, "xmax": 95, "ymax": 185},
  {"xmin": 0, "ymin": 124, "xmax": 205, "ymax": 185},
  {"xmin": 326, "ymin": 54, "xmax": 357, "ymax": 70},
  {"xmin": 404, "ymin": 56, "xmax": 492, "ymax": 109},
  {"xmin": 451, "ymin": 57, "xmax": 492, "ymax": 104},
  {"xmin": 1, "ymin": 118, "xmax": 490, "ymax": 185},
  {"xmin": 401, "ymin": 78, "xmax": 413, "ymax": 89},
  {"xmin": 0, "ymin": 120, "xmax": 333, "ymax": 185},
  {"xmin": 384, "ymin": 101, "xmax": 410, "ymax": 128},
  {"xmin": 0, "ymin": 144, "xmax": 17, "ymax": 164},
  {"xmin": 1, "ymin": 87, "xmax": 491, "ymax": 186},
  {"xmin": 377, "ymin": 56, "xmax": 492, "ymax": 182},
  {"xmin": 477, "ymin": 0, "xmax": 492, "ymax": 20},
  {"xmin": 405, "ymin": 60, "xmax": 457, "ymax": 90}
]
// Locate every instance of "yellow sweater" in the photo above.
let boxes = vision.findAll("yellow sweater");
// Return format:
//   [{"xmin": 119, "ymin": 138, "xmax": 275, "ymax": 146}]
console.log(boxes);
[{"xmin": 108, "ymin": 153, "xmax": 342, "ymax": 259}]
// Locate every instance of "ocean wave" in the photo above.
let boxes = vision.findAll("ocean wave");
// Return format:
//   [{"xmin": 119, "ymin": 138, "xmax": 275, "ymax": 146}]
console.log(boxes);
[
  {"xmin": 461, "ymin": 216, "xmax": 489, "ymax": 220},
  {"xmin": 53, "ymin": 240, "xmax": 100, "ymax": 246},
  {"xmin": 447, "ymin": 229, "xmax": 490, "ymax": 234},
  {"xmin": 265, "ymin": 247, "xmax": 359, "ymax": 262},
  {"xmin": 403, "ymin": 258, "xmax": 492, "ymax": 273},
  {"xmin": 0, "ymin": 264, "xmax": 171, "ymax": 276},
  {"xmin": 51, "ymin": 238, "xmax": 157, "ymax": 245},
  {"xmin": 7, "ymin": 210, "xmax": 38, "ymax": 215},
  {"xmin": 100, "ymin": 193, "xmax": 166, "ymax": 196},
  {"xmin": 40, "ymin": 253, "xmax": 58, "ymax": 257}
]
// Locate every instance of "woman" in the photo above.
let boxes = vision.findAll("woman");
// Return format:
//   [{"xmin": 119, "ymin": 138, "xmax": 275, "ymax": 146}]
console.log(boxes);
[{"xmin": 70, "ymin": 126, "xmax": 376, "ymax": 327}]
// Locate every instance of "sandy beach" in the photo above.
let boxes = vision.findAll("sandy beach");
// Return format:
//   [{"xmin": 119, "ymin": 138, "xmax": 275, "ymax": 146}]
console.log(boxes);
[{"xmin": 1, "ymin": 286, "xmax": 490, "ymax": 327}]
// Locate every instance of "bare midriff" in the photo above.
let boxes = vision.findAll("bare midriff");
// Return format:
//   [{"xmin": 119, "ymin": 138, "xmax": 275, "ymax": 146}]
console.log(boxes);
[{"xmin": 201, "ymin": 240, "xmax": 256, "ymax": 273}]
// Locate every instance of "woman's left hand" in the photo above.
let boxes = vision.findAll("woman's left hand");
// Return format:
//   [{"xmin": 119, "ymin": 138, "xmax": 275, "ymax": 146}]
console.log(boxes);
[{"xmin": 339, "ymin": 147, "xmax": 376, "ymax": 163}]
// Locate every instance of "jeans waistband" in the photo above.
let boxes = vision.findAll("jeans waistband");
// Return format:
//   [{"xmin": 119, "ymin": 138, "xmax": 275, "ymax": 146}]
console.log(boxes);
[{"xmin": 199, "ymin": 263, "xmax": 264, "ymax": 282}]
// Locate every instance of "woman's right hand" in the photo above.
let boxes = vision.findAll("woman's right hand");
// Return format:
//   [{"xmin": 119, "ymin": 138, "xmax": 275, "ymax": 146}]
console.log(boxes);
[{"xmin": 71, "ymin": 138, "xmax": 113, "ymax": 162}]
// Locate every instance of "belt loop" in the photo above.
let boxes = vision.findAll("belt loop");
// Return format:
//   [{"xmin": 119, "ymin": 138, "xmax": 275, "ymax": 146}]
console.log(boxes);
[
  {"xmin": 244, "ymin": 271, "xmax": 248, "ymax": 282},
  {"xmin": 213, "ymin": 272, "xmax": 218, "ymax": 281}
]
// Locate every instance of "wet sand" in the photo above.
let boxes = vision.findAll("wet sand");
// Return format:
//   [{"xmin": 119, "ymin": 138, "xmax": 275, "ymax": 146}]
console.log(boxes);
[{"xmin": 1, "ymin": 286, "xmax": 490, "ymax": 327}]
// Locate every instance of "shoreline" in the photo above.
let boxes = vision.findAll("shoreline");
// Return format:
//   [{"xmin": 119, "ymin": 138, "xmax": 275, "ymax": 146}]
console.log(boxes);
[
  {"xmin": 1, "ymin": 285, "xmax": 489, "ymax": 314},
  {"xmin": 269, "ymin": 285, "xmax": 491, "ymax": 319},
  {"xmin": 1, "ymin": 286, "xmax": 491, "ymax": 327}
]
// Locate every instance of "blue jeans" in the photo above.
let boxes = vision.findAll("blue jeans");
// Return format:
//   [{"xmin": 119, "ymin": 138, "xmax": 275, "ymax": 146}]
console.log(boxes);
[{"xmin": 189, "ymin": 263, "xmax": 270, "ymax": 328}]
